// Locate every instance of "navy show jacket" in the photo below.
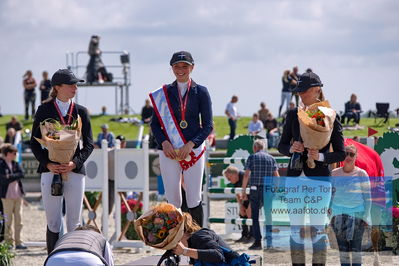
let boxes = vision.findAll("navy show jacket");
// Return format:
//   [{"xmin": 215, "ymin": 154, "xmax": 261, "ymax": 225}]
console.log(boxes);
[{"xmin": 150, "ymin": 80, "xmax": 213, "ymax": 149}]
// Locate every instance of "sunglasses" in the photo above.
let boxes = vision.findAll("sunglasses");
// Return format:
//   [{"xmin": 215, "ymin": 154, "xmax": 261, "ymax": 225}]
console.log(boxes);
[{"xmin": 345, "ymin": 152, "xmax": 356, "ymax": 158}]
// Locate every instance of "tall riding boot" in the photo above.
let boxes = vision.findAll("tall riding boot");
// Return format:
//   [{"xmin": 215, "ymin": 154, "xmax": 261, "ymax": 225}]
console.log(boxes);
[
  {"xmin": 46, "ymin": 227, "xmax": 59, "ymax": 254},
  {"xmin": 188, "ymin": 203, "xmax": 203, "ymax": 227},
  {"xmin": 240, "ymin": 215, "xmax": 249, "ymax": 237}
]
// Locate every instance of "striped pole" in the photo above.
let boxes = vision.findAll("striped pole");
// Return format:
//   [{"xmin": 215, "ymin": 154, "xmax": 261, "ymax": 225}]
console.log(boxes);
[
  {"xmin": 208, "ymin": 187, "xmax": 256, "ymax": 194},
  {"xmin": 208, "ymin": 218, "xmax": 290, "ymax": 226},
  {"xmin": 208, "ymin": 157, "xmax": 246, "ymax": 165}
]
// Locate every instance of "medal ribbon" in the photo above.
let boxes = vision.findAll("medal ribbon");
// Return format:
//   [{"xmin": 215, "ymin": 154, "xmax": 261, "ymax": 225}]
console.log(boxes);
[
  {"xmin": 177, "ymin": 79, "xmax": 191, "ymax": 124},
  {"xmin": 54, "ymin": 100, "xmax": 75, "ymax": 125}
]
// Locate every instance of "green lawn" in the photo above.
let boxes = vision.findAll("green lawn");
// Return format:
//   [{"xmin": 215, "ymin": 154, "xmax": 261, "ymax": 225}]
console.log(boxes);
[{"xmin": 0, "ymin": 115, "xmax": 398, "ymax": 141}]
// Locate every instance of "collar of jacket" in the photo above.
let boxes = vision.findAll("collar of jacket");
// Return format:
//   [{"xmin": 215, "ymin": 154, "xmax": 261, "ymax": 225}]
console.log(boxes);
[{"xmin": 168, "ymin": 79, "xmax": 198, "ymax": 102}]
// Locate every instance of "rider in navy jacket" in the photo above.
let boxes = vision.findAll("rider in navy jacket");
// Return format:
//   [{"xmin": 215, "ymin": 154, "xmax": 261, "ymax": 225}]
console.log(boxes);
[{"xmin": 150, "ymin": 80, "xmax": 213, "ymax": 150}]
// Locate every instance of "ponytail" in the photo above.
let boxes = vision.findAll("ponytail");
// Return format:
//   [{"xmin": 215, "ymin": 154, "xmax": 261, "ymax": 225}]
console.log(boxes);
[{"xmin": 43, "ymin": 87, "xmax": 57, "ymax": 103}]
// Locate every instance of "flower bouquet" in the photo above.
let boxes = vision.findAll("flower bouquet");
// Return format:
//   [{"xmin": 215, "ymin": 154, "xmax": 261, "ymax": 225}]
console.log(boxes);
[
  {"xmin": 297, "ymin": 101, "xmax": 336, "ymax": 168},
  {"xmin": 134, "ymin": 203, "xmax": 184, "ymax": 250},
  {"xmin": 34, "ymin": 116, "xmax": 82, "ymax": 180}
]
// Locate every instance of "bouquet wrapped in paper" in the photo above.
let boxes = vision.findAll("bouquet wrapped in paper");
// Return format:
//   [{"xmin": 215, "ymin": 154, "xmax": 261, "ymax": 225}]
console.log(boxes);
[
  {"xmin": 134, "ymin": 203, "xmax": 184, "ymax": 250},
  {"xmin": 298, "ymin": 101, "xmax": 336, "ymax": 168},
  {"xmin": 34, "ymin": 116, "xmax": 82, "ymax": 180}
]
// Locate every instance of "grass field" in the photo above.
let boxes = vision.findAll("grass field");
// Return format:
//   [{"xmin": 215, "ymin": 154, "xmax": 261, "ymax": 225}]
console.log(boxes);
[{"xmin": 0, "ymin": 114, "xmax": 398, "ymax": 142}]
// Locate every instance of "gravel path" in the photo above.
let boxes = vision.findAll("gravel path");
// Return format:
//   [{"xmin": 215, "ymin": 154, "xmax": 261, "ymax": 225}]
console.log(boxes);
[{"xmin": 11, "ymin": 193, "xmax": 397, "ymax": 265}]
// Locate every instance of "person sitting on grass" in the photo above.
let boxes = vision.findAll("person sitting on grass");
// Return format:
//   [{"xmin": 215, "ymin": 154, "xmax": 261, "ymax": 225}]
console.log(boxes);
[
  {"xmin": 223, "ymin": 165, "xmax": 252, "ymax": 243},
  {"xmin": 44, "ymin": 224, "xmax": 114, "ymax": 266}
]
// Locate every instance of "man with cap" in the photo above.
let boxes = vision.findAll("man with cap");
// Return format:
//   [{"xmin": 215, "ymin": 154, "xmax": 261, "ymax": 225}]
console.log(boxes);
[
  {"xmin": 150, "ymin": 51, "xmax": 213, "ymax": 226},
  {"xmin": 30, "ymin": 69, "xmax": 94, "ymax": 254},
  {"xmin": 95, "ymin": 124, "xmax": 115, "ymax": 148},
  {"xmin": 278, "ymin": 71, "xmax": 345, "ymax": 265}
]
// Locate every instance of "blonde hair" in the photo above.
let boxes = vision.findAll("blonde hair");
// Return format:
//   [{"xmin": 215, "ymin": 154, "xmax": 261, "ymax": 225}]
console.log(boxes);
[
  {"xmin": 183, "ymin": 212, "xmax": 201, "ymax": 234},
  {"xmin": 43, "ymin": 87, "xmax": 58, "ymax": 103},
  {"xmin": 317, "ymin": 88, "xmax": 325, "ymax": 102},
  {"xmin": 345, "ymin": 144, "xmax": 357, "ymax": 153},
  {"xmin": 253, "ymin": 139, "xmax": 265, "ymax": 151},
  {"xmin": 223, "ymin": 165, "xmax": 239, "ymax": 176}
]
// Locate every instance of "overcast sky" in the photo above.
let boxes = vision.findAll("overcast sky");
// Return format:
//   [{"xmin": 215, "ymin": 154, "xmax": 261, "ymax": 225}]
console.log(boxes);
[{"xmin": 0, "ymin": 0, "xmax": 398, "ymax": 118}]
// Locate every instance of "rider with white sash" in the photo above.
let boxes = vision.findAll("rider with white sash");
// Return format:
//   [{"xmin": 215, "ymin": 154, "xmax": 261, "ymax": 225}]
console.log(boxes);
[{"xmin": 150, "ymin": 51, "xmax": 213, "ymax": 226}]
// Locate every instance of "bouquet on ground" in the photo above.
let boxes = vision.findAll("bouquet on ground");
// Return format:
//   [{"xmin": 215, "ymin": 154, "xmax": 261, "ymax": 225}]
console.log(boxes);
[
  {"xmin": 34, "ymin": 116, "xmax": 82, "ymax": 180},
  {"xmin": 134, "ymin": 203, "xmax": 184, "ymax": 250},
  {"xmin": 298, "ymin": 101, "xmax": 336, "ymax": 168}
]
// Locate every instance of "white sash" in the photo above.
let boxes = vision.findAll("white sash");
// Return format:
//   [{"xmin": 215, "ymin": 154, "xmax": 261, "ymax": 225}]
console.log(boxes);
[{"xmin": 149, "ymin": 85, "xmax": 205, "ymax": 170}]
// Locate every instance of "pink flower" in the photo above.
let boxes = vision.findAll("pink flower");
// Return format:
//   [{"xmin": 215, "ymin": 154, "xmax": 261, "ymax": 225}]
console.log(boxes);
[
  {"xmin": 154, "ymin": 217, "xmax": 165, "ymax": 225},
  {"xmin": 147, "ymin": 233, "xmax": 155, "ymax": 243},
  {"xmin": 393, "ymin": 207, "xmax": 399, "ymax": 219}
]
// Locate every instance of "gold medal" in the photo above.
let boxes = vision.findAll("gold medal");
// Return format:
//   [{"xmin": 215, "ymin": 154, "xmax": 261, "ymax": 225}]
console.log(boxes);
[{"xmin": 180, "ymin": 120, "xmax": 188, "ymax": 129}]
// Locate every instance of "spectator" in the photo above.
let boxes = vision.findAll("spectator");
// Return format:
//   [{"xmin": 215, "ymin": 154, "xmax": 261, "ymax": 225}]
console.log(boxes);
[
  {"xmin": 44, "ymin": 224, "xmax": 114, "ymax": 266},
  {"xmin": 341, "ymin": 93, "xmax": 362, "ymax": 126},
  {"xmin": 223, "ymin": 166, "xmax": 252, "ymax": 243},
  {"xmin": 279, "ymin": 70, "xmax": 292, "ymax": 117},
  {"xmin": 5, "ymin": 128, "xmax": 16, "ymax": 144},
  {"xmin": 95, "ymin": 124, "xmax": 115, "ymax": 148},
  {"xmin": 23, "ymin": 70, "xmax": 37, "ymax": 120},
  {"xmin": 141, "ymin": 99, "xmax": 154, "ymax": 124},
  {"xmin": 116, "ymin": 135, "xmax": 126, "ymax": 148},
  {"xmin": 86, "ymin": 35, "xmax": 111, "ymax": 83},
  {"xmin": 290, "ymin": 66, "xmax": 300, "ymax": 107},
  {"xmin": 39, "ymin": 71, "xmax": 52, "ymax": 103},
  {"xmin": 264, "ymin": 113, "xmax": 279, "ymax": 149},
  {"xmin": 258, "ymin": 102, "xmax": 270, "ymax": 125},
  {"xmin": 281, "ymin": 101, "xmax": 296, "ymax": 125},
  {"xmin": 353, "ymin": 136, "xmax": 359, "ymax": 142},
  {"xmin": 331, "ymin": 144, "xmax": 371, "ymax": 266},
  {"xmin": 241, "ymin": 139, "xmax": 279, "ymax": 250},
  {"xmin": 6, "ymin": 116, "xmax": 23, "ymax": 132},
  {"xmin": 0, "ymin": 144, "xmax": 26, "ymax": 249},
  {"xmin": 101, "ymin": 106, "xmax": 107, "ymax": 116},
  {"xmin": 225, "ymin": 95, "xmax": 239, "ymax": 140},
  {"xmin": 248, "ymin": 113, "xmax": 263, "ymax": 136}
]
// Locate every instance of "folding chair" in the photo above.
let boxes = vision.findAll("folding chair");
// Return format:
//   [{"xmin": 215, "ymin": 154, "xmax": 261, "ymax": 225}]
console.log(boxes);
[{"xmin": 372, "ymin": 103, "xmax": 390, "ymax": 126}]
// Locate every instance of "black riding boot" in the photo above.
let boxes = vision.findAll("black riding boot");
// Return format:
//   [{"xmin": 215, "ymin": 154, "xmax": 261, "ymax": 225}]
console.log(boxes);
[
  {"xmin": 46, "ymin": 227, "xmax": 59, "ymax": 254},
  {"xmin": 188, "ymin": 203, "xmax": 203, "ymax": 227}
]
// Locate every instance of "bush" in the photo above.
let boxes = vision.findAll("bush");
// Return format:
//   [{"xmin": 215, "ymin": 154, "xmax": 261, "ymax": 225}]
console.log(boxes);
[
  {"xmin": 84, "ymin": 192, "xmax": 100, "ymax": 209},
  {"xmin": 0, "ymin": 213, "xmax": 14, "ymax": 266}
]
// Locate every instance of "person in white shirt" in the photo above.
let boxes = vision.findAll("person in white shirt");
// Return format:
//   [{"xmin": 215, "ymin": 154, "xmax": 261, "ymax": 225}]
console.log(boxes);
[
  {"xmin": 225, "ymin": 95, "xmax": 239, "ymax": 140},
  {"xmin": 248, "ymin": 113, "xmax": 263, "ymax": 136}
]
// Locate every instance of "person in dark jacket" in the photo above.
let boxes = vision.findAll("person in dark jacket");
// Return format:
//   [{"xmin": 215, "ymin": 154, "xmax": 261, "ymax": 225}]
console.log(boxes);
[
  {"xmin": 30, "ymin": 69, "xmax": 94, "ymax": 254},
  {"xmin": 278, "ymin": 72, "xmax": 345, "ymax": 265},
  {"xmin": 0, "ymin": 144, "xmax": 26, "ymax": 249},
  {"xmin": 172, "ymin": 212, "xmax": 242, "ymax": 265},
  {"xmin": 150, "ymin": 51, "xmax": 213, "ymax": 226},
  {"xmin": 341, "ymin": 93, "xmax": 362, "ymax": 125}
]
